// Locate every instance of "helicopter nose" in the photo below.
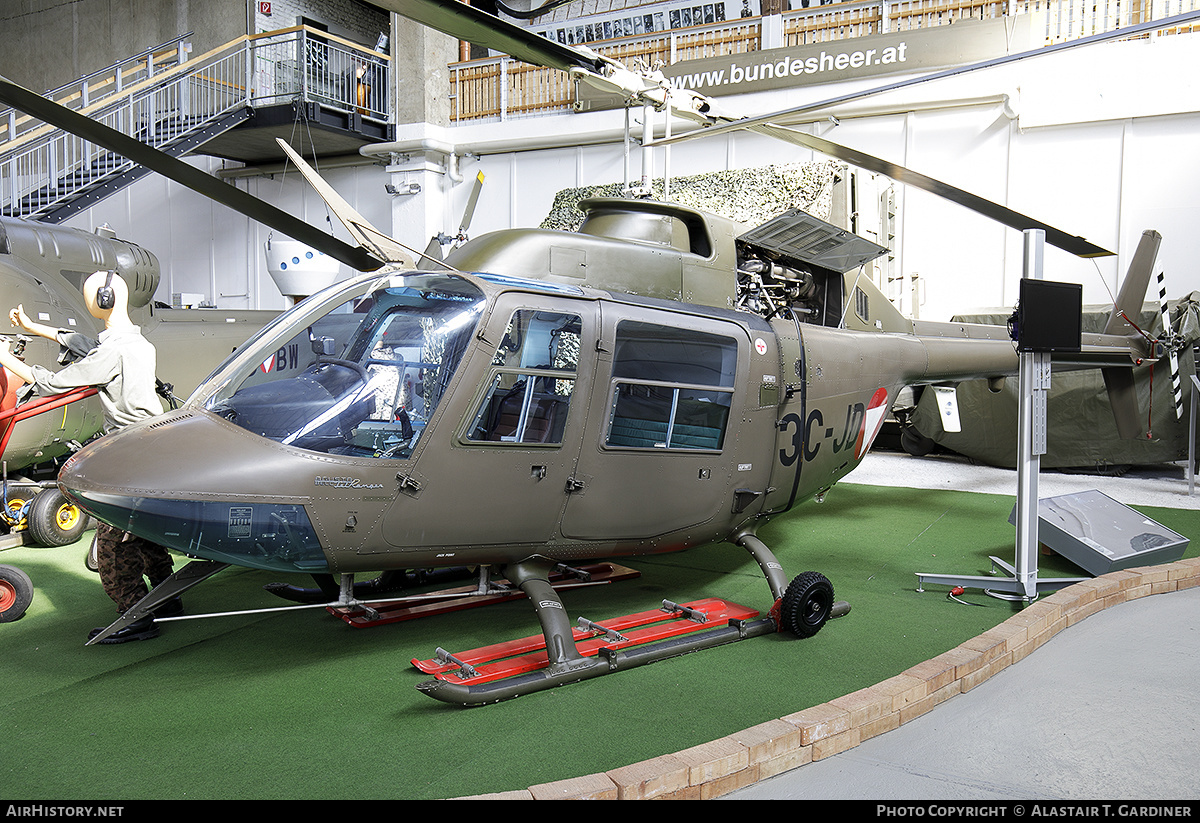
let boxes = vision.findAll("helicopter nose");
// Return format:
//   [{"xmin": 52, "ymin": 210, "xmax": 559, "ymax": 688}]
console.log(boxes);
[{"xmin": 59, "ymin": 410, "xmax": 332, "ymax": 574}]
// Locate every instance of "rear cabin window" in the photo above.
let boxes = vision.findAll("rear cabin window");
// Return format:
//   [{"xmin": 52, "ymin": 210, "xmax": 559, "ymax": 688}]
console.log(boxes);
[
  {"xmin": 465, "ymin": 310, "xmax": 581, "ymax": 445},
  {"xmin": 605, "ymin": 321, "xmax": 736, "ymax": 451}
]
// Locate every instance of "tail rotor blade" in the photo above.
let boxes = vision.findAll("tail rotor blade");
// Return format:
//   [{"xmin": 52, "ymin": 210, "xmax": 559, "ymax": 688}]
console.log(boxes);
[
  {"xmin": 459, "ymin": 171, "xmax": 485, "ymax": 236},
  {"xmin": 1155, "ymin": 269, "xmax": 1184, "ymax": 420}
]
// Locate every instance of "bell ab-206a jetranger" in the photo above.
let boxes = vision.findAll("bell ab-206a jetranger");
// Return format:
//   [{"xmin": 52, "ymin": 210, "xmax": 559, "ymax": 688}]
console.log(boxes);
[
  {"xmin": 21, "ymin": 0, "xmax": 1184, "ymax": 705},
  {"xmin": 59, "ymin": 158, "xmax": 1165, "ymax": 704}
]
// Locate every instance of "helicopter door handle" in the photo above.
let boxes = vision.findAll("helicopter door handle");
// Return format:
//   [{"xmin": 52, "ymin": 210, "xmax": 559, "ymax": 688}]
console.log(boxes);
[{"xmin": 396, "ymin": 472, "xmax": 425, "ymax": 497}]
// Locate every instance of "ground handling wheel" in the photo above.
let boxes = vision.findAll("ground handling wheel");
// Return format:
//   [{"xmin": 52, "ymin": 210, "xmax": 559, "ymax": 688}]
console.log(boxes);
[
  {"xmin": 86, "ymin": 532, "xmax": 99, "ymax": 573},
  {"xmin": 0, "ymin": 564, "xmax": 33, "ymax": 622},
  {"xmin": 5, "ymin": 496, "xmax": 29, "ymax": 530},
  {"xmin": 779, "ymin": 571, "xmax": 835, "ymax": 638},
  {"xmin": 27, "ymin": 489, "xmax": 88, "ymax": 547}
]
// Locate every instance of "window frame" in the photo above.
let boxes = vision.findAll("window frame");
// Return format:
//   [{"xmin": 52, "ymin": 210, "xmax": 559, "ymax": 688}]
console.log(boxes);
[
  {"xmin": 601, "ymin": 320, "xmax": 738, "ymax": 454},
  {"xmin": 458, "ymin": 307, "xmax": 583, "ymax": 449}
]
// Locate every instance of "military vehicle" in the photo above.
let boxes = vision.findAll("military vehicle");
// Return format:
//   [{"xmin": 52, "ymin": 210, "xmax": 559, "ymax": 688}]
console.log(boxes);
[{"xmin": 2, "ymin": 1, "xmax": 1184, "ymax": 705}]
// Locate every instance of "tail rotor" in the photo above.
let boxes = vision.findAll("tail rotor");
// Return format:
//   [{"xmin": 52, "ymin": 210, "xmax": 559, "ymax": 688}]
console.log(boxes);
[{"xmin": 1154, "ymin": 268, "xmax": 1185, "ymax": 421}]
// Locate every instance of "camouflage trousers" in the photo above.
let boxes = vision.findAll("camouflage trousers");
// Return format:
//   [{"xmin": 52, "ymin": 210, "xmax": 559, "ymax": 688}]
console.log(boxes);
[{"xmin": 94, "ymin": 523, "xmax": 174, "ymax": 613}]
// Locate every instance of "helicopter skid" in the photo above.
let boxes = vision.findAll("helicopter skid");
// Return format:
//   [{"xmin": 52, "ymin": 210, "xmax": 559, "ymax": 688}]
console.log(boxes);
[
  {"xmin": 326, "ymin": 561, "xmax": 641, "ymax": 627},
  {"xmin": 412, "ymin": 597, "xmax": 771, "ymax": 707}
]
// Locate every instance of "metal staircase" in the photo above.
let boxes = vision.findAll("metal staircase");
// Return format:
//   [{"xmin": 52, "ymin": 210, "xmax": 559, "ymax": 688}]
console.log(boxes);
[{"xmin": 0, "ymin": 27, "xmax": 392, "ymax": 223}]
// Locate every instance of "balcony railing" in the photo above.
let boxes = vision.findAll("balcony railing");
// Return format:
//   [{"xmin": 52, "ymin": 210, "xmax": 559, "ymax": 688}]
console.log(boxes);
[
  {"xmin": 249, "ymin": 25, "xmax": 391, "ymax": 121},
  {"xmin": 448, "ymin": 0, "xmax": 1198, "ymax": 122}
]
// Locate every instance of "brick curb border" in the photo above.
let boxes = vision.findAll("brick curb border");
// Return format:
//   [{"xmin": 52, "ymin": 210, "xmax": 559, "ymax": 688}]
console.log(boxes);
[{"xmin": 456, "ymin": 557, "xmax": 1200, "ymax": 799}]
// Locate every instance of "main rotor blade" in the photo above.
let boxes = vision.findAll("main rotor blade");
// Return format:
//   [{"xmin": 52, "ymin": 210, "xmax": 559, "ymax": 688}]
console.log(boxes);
[
  {"xmin": 376, "ymin": 0, "xmax": 605, "ymax": 74},
  {"xmin": 492, "ymin": 0, "xmax": 577, "ymax": 20},
  {"xmin": 652, "ymin": 9, "xmax": 1200, "ymax": 149},
  {"xmin": 751, "ymin": 122, "xmax": 1113, "ymax": 258},
  {"xmin": 459, "ymin": 170, "xmax": 485, "ymax": 235},
  {"xmin": 275, "ymin": 139, "xmax": 413, "ymax": 267},
  {"xmin": 381, "ymin": 0, "xmax": 727, "ymax": 124},
  {"xmin": 0, "ymin": 75, "xmax": 384, "ymax": 272}
]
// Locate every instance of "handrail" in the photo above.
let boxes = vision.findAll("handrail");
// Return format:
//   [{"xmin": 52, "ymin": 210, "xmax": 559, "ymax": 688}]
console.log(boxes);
[
  {"xmin": 0, "ymin": 26, "xmax": 392, "ymax": 220},
  {"xmin": 0, "ymin": 32, "xmax": 195, "ymax": 145},
  {"xmin": 1, "ymin": 35, "xmax": 253, "ymax": 156},
  {"xmin": 51, "ymin": 32, "xmax": 195, "ymax": 97},
  {"xmin": 249, "ymin": 23, "xmax": 394, "ymax": 60}
]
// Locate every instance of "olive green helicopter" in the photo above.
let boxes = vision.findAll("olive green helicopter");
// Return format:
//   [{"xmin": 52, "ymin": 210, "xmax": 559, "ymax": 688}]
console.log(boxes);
[{"xmin": 4, "ymin": 0, "xmax": 1185, "ymax": 704}]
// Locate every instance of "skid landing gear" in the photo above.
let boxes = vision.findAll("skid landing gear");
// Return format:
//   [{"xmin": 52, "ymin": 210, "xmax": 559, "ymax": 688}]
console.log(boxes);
[
  {"xmin": 327, "ymin": 561, "xmax": 640, "ymax": 627},
  {"xmin": 414, "ymin": 537, "xmax": 850, "ymax": 707}
]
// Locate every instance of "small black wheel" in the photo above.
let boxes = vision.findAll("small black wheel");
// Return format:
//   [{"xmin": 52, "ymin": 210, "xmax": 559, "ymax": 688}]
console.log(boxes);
[
  {"xmin": 779, "ymin": 571, "xmax": 835, "ymax": 638},
  {"xmin": 86, "ymin": 533, "xmax": 100, "ymax": 573},
  {"xmin": 27, "ymin": 489, "xmax": 88, "ymax": 547},
  {"xmin": 0, "ymin": 564, "xmax": 34, "ymax": 622}
]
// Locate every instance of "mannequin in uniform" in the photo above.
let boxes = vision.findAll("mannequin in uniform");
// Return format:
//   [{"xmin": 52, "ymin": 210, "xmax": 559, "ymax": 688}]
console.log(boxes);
[{"xmin": 1, "ymin": 270, "xmax": 175, "ymax": 642}]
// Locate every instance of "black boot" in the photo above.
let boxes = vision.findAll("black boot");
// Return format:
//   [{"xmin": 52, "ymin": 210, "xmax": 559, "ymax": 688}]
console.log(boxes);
[{"xmin": 87, "ymin": 616, "xmax": 160, "ymax": 644}]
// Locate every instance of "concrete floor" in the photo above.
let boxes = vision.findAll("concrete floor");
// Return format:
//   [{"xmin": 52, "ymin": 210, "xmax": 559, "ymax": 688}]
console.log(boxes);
[{"xmin": 725, "ymin": 453, "xmax": 1200, "ymax": 800}]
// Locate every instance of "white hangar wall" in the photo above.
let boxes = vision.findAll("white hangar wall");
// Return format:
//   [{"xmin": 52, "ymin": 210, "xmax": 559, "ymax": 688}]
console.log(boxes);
[{"xmin": 64, "ymin": 28, "xmax": 1199, "ymax": 322}]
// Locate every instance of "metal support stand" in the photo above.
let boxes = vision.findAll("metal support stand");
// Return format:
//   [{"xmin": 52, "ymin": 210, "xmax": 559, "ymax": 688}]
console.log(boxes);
[
  {"xmin": 916, "ymin": 229, "xmax": 1082, "ymax": 603},
  {"xmin": 1012, "ymin": 336, "xmax": 1050, "ymax": 601}
]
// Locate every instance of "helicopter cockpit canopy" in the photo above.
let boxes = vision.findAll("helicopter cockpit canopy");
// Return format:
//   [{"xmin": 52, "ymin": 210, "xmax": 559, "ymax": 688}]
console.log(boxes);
[{"xmin": 196, "ymin": 272, "xmax": 486, "ymax": 460}]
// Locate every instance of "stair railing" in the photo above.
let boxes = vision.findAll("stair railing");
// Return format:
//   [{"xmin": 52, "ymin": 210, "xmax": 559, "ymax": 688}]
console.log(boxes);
[{"xmin": 0, "ymin": 26, "xmax": 391, "ymax": 220}]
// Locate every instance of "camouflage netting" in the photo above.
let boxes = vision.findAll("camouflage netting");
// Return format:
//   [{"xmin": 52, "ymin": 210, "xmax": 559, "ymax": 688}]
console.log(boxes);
[
  {"xmin": 539, "ymin": 160, "xmax": 843, "ymax": 231},
  {"xmin": 908, "ymin": 293, "xmax": 1200, "ymax": 470}
]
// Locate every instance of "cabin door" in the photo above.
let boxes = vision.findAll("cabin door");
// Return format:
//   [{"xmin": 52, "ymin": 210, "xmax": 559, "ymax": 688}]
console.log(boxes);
[
  {"xmin": 381, "ymin": 294, "xmax": 593, "ymax": 550},
  {"xmin": 560, "ymin": 306, "xmax": 748, "ymax": 542}
]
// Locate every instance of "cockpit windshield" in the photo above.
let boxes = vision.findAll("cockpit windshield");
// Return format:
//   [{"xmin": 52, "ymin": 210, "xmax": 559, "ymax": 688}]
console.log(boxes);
[{"xmin": 200, "ymin": 273, "xmax": 486, "ymax": 459}]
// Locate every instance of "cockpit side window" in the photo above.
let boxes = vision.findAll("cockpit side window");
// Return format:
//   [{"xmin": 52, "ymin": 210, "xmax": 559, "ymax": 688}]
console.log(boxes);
[
  {"xmin": 205, "ymin": 275, "xmax": 484, "ymax": 459},
  {"xmin": 605, "ymin": 321, "xmax": 736, "ymax": 451},
  {"xmin": 464, "ymin": 310, "xmax": 581, "ymax": 445}
]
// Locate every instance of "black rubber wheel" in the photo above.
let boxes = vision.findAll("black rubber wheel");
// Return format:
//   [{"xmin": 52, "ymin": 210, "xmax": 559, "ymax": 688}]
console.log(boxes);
[
  {"xmin": 27, "ymin": 489, "xmax": 88, "ymax": 547},
  {"xmin": 779, "ymin": 571, "xmax": 835, "ymax": 638},
  {"xmin": 85, "ymin": 533, "xmax": 100, "ymax": 573},
  {"xmin": 0, "ymin": 564, "xmax": 34, "ymax": 622}
]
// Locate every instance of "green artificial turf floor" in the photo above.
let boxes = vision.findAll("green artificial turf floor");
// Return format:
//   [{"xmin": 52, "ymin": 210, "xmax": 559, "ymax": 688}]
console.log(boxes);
[{"xmin": 2, "ymin": 482, "xmax": 1197, "ymax": 800}]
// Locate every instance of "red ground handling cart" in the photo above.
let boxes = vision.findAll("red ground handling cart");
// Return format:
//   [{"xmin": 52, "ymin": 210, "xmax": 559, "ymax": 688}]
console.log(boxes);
[
  {"xmin": 0, "ymin": 361, "xmax": 98, "ymax": 549},
  {"xmin": 0, "ymin": 365, "xmax": 101, "ymax": 621}
]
